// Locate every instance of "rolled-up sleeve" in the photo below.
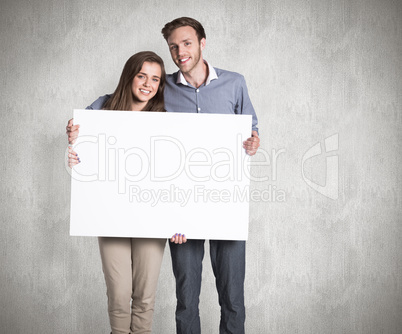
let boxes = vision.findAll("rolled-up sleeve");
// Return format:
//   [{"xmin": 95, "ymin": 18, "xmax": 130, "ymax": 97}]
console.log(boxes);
[
  {"xmin": 236, "ymin": 75, "xmax": 259, "ymax": 134},
  {"xmin": 85, "ymin": 94, "xmax": 111, "ymax": 110}
]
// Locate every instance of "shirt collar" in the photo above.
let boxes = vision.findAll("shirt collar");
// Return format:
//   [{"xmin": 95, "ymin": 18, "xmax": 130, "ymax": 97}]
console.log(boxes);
[{"xmin": 176, "ymin": 60, "xmax": 218, "ymax": 87}]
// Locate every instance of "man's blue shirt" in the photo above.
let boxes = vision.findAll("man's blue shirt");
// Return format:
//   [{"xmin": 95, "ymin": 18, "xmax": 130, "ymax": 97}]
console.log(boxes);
[{"xmin": 164, "ymin": 66, "xmax": 258, "ymax": 132}]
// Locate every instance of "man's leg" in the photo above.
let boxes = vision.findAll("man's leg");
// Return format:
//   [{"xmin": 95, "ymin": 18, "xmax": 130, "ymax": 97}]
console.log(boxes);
[
  {"xmin": 169, "ymin": 239, "xmax": 205, "ymax": 334},
  {"xmin": 209, "ymin": 240, "xmax": 246, "ymax": 334}
]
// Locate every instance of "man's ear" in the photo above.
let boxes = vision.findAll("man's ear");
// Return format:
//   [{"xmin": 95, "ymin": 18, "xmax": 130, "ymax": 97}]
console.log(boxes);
[{"xmin": 200, "ymin": 38, "xmax": 206, "ymax": 51}]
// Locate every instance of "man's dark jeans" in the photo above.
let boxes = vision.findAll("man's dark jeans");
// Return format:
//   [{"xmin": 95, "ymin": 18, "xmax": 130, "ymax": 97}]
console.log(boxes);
[{"xmin": 169, "ymin": 239, "xmax": 246, "ymax": 334}]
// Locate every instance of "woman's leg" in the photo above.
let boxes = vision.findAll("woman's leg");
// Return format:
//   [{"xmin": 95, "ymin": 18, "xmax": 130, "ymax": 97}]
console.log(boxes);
[
  {"xmin": 98, "ymin": 237, "xmax": 132, "ymax": 334},
  {"xmin": 130, "ymin": 238, "xmax": 166, "ymax": 333}
]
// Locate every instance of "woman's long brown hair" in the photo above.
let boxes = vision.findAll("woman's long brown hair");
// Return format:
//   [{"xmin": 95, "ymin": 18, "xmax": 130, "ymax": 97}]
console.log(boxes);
[{"xmin": 103, "ymin": 51, "xmax": 166, "ymax": 112}]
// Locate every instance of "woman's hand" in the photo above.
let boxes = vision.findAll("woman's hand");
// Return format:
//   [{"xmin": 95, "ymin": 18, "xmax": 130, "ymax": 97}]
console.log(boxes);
[
  {"xmin": 68, "ymin": 146, "xmax": 80, "ymax": 168},
  {"xmin": 66, "ymin": 118, "xmax": 81, "ymax": 168},
  {"xmin": 66, "ymin": 118, "xmax": 80, "ymax": 145},
  {"xmin": 170, "ymin": 233, "xmax": 187, "ymax": 244}
]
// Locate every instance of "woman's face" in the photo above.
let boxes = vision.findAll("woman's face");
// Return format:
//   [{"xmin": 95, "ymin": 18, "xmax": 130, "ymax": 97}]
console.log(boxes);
[{"xmin": 131, "ymin": 61, "xmax": 162, "ymax": 107}]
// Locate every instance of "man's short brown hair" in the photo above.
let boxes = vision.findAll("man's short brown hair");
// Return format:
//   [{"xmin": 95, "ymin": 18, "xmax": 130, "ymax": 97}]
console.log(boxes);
[{"xmin": 161, "ymin": 17, "xmax": 206, "ymax": 42}]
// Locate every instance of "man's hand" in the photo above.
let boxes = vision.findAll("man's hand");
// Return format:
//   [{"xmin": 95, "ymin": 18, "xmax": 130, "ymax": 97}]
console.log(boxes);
[
  {"xmin": 170, "ymin": 233, "xmax": 187, "ymax": 244},
  {"xmin": 66, "ymin": 118, "xmax": 80, "ymax": 145},
  {"xmin": 243, "ymin": 130, "xmax": 260, "ymax": 156}
]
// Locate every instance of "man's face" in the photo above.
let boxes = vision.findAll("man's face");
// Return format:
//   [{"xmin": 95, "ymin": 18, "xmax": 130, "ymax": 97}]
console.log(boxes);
[{"xmin": 167, "ymin": 26, "xmax": 205, "ymax": 74}]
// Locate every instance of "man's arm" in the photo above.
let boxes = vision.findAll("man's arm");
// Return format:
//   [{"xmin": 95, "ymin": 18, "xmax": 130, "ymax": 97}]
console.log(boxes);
[{"xmin": 236, "ymin": 76, "xmax": 260, "ymax": 155}]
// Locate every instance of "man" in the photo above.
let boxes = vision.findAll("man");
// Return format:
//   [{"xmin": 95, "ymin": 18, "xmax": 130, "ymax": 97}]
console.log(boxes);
[
  {"xmin": 161, "ymin": 18, "xmax": 259, "ymax": 334},
  {"xmin": 67, "ymin": 17, "xmax": 260, "ymax": 334}
]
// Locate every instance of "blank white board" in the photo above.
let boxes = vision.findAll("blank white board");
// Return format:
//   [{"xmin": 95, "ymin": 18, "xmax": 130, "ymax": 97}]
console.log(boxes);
[{"xmin": 70, "ymin": 109, "xmax": 252, "ymax": 240}]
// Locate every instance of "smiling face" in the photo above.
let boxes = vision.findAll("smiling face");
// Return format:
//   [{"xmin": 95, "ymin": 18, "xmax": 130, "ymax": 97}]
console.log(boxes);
[
  {"xmin": 131, "ymin": 61, "xmax": 162, "ymax": 110},
  {"xmin": 167, "ymin": 25, "xmax": 205, "ymax": 75}
]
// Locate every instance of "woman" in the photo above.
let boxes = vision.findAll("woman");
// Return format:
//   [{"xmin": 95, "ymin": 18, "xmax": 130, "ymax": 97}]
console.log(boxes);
[{"xmin": 67, "ymin": 51, "xmax": 167, "ymax": 334}]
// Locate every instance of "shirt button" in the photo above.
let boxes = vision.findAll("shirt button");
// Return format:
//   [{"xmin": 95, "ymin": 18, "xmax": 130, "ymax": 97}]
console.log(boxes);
[
  {"xmin": 198, "ymin": 107, "xmax": 201, "ymax": 111},
  {"xmin": 196, "ymin": 89, "xmax": 199, "ymax": 93}
]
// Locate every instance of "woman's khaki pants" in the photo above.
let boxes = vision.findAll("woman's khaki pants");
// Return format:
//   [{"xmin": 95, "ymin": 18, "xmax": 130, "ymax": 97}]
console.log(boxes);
[{"xmin": 98, "ymin": 237, "xmax": 166, "ymax": 334}]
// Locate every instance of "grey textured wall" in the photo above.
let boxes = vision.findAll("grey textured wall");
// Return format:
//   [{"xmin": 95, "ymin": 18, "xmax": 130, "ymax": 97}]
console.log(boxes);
[{"xmin": 1, "ymin": 0, "xmax": 401, "ymax": 333}]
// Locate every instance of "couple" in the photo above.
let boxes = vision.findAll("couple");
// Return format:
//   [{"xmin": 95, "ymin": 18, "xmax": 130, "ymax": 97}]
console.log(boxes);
[{"xmin": 67, "ymin": 17, "xmax": 260, "ymax": 334}]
